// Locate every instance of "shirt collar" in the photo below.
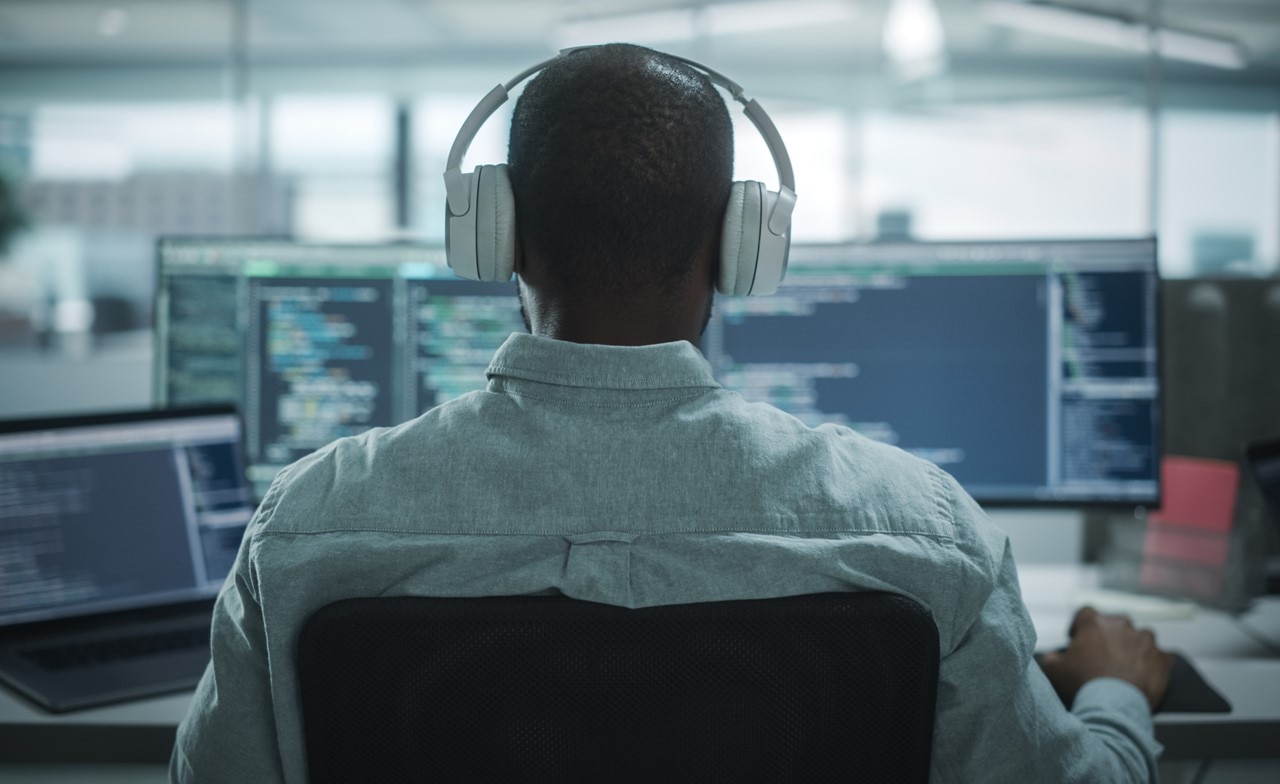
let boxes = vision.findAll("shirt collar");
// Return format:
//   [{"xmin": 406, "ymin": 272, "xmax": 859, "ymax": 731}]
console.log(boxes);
[{"xmin": 486, "ymin": 333, "xmax": 720, "ymax": 391}]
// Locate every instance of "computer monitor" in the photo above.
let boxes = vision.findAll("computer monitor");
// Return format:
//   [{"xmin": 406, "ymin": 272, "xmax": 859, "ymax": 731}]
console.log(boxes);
[
  {"xmin": 155, "ymin": 240, "xmax": 523, "ymax": 496},
  {"xmin": 156, "ymin": 238, "xmax": 1159, "ymax": 505},
  {"xmin": 702, "ymin": 239, "xmax": 1160, "ymax": 504}
]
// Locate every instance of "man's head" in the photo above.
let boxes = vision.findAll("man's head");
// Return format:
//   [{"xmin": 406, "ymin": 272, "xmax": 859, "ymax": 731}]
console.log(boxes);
[{"xmin": 508, "ymin": 44, "xmax": 733, "ymax": 327}]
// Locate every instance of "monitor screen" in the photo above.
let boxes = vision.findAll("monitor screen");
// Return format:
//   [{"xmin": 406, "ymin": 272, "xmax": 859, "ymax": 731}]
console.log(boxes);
[
  {"xmin": 702, "ymin": 240, "xmax": 1160, "ymax": 504},
  {"xmin": 155, "ymin": 240, "xmax": 523, "ymax": 496},
  {"xmin": 0, "ymin": 407, "xmax": 254, "ymax": 627},
  {"xmin": 156, "ymin": 238, "xmax": 1159, "ymax": 505}
]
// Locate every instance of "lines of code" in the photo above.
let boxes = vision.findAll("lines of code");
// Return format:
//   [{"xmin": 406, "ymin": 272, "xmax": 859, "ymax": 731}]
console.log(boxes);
[
  {"xmin": 183, "ymin": 442, "xmax": 254, "ymax": 582},
  {"xmin": 408, "ymin": 280, "xmax": 522, "ymax": 411},
  {"xmin": 1061, "ymin": 398, "xmax": 1156, "ymax": 483},
  {"xmin": 162, "ymin": 274, "xmax": 241, "ymax": 405},
  {"xmin": 1061, "ymin": 271, "xmax": 1155, "ymax": 381},
  {"xmin": 708, "ymin": 244, "xmax": 1159, "ymax": 502},
  {"xmin": 250, "ymin": 278, "xmax": 395, "ymax": 466},
  {"xmin": 713, "ymin": 273, "xmax": 1050, "ymax": 492},
  {"xmin": 0, "ymin": 463, "xmax": 98, "ymax": 614},
  {"xmin": 0, "ymin": 451, "xmax": 196, "ymax": 620},
  {"xmin": 1058, "ymin": 270, "xmax": 1158, "ymax": 485},
  {"xmin": 159, "ymin": 242, "xmax": 1157, "ymax": 504}
]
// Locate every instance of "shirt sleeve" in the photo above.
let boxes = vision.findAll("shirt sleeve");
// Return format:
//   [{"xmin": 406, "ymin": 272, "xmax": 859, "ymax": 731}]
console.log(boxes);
[
  {"xmin": 170, "ymin": 477, "xmax": 289, "ymax": 784},
  {"xmin": 928, "ymin": 469, "xmax": 1162, "ymax": 784}
]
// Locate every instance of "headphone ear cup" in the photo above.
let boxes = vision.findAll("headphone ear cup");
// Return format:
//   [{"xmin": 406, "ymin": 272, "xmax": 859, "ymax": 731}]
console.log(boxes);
[
  {"xmin": 719, "ymin": 181, "xmax": 765, "ymax": 296},
  {"xmin": 474, "ymin": 164, "xmax": 516, "ymax": 282},
  {"xmin": 749, "ymin": 188, "xmax": 790, "ymax": 296},
  {"xmin": 445, "ymin": 169, "xmax": 480, "ymax": 280}
]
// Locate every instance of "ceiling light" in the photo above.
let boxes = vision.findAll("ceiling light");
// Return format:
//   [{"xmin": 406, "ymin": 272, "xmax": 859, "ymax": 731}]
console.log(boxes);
[
  {"xmin": 98, "ymin": 7, "xmax": 129, "ymax": 38},
  {"xmin": 882, "ymin": 0, "xmax": 948, "ymax": 81},
  {"xmin": 1157, "ymin": 28, "xmax": 1246, "ymax": 70},
  {"xmin": 982, "ymin": 1, "xmax": 1245, "ymax": 70}
]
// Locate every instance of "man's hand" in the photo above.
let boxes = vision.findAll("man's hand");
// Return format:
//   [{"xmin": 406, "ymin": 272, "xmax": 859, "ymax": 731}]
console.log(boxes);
[{"xmin": 1038, "ymin": 606, "xmax": 1174, "ymax": 711}]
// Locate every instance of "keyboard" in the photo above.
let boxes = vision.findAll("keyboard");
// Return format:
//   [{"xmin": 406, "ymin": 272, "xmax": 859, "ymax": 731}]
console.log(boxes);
[{"xmin": 20, "ymin": 625, "xmax": 211, "ymax": 672}]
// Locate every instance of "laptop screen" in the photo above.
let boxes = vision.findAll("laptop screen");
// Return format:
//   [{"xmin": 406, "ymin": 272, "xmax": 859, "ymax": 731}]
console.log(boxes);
[{"xmin": 0, "ymin": 407, "xmax": 254, "ymax": 627}]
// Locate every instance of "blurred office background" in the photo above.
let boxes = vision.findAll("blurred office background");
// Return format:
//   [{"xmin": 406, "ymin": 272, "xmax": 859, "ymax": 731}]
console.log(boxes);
[
  {"xmin": 3, "ymin": 9, "xmax": 1279, "ymax": 782},
  {"xmin": 0, "ymin": 0, "xmax": 1275, "ymax": 414}
]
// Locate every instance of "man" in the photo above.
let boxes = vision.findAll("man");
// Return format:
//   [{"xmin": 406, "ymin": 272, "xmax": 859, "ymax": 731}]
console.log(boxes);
[{"xmin": 171, "ymin": 44, "xmax": 1171, "ymax": 782}]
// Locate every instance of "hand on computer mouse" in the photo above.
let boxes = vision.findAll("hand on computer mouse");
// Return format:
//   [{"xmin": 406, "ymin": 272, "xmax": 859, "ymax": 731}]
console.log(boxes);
[{"xmin": 1038, "ymin": 606, "xmax": 1174, "ymax": 712}]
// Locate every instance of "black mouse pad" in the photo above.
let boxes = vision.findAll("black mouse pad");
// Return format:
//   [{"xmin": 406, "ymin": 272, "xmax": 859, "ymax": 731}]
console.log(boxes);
[
  {"xmin": 1034, "ymin": 651, "xmax": 1231, "ymax": 713},
  {"xmin": 1154, "ymin": 652, "xmax": 1232, "ymax": 713}
]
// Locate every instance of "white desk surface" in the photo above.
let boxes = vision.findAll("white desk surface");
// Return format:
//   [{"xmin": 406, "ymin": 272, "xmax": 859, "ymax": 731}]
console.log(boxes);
[
  {"xmin": 1019, "ymin": 565, "xmax": 1280, "ymax": 760},
  {"xmin": 1019, "ymin": 565, "xmax": 1280, "ymax": 657},
  {"xmin": 2, "ymin": 564, "xmax": 1278, "ymax": 768}
]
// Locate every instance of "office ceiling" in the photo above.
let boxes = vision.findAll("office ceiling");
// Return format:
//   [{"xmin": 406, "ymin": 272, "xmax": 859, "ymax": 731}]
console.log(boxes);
[{"xmin": 0, "ymin": 0, "xmax": 1275, "ymax": 78}]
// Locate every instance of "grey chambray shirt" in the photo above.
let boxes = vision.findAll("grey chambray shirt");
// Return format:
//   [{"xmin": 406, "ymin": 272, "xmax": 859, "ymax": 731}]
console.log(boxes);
[{"xmin": 172, "ymin": 332, "xmax": 1161, "ymax": 783}]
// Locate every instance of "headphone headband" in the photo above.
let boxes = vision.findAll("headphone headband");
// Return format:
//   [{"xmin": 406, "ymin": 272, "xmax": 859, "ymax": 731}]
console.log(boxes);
[
  {"xmin": 443, "ymin": 45, "xmax": 797, "ymax": 297},
  {"xmin": 443, "ymin": 46, "xmax": 796, "ymax": 232}
]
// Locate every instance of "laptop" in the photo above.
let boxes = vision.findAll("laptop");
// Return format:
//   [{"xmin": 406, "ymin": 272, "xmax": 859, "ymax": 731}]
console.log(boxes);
[{"xmin": 0, "ymin": 405, "xmax": 255, "ymax": 712}]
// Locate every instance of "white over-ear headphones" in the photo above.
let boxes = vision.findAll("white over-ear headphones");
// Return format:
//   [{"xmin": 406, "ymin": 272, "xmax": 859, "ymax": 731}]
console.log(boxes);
[{"xmin": 442, "ymin": 46, "xmax": 797, "ymax": 297}]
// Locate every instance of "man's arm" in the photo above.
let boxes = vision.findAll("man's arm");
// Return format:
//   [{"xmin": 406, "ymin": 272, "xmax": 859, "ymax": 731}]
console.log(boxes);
[
  {"xmin": 930, "ymin": 471, "xmax": 1167, "ymax": 783},
  {"xmin": 170, "ymin": 492, "xmax": 286, "ymax": 783}
]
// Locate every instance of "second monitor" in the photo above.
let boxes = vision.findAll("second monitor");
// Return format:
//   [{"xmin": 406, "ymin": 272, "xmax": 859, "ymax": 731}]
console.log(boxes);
[
  {"xmin": 156, "ymin": 241, "xmax": 523, "ymax": 493},
  {"xmin": 156, "ymin": 238, "xmax": 1159, "ymax": 505}
]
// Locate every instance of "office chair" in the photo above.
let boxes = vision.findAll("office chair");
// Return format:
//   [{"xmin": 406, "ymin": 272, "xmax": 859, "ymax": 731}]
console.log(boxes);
[{"xmin": 296, "ymin": 591, "xmax": 940, "ymax": 784}]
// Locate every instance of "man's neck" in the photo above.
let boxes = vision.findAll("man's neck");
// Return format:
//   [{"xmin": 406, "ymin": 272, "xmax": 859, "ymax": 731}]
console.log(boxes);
[
  {"xmin": 531, "ymin": 299, "xmax": 706, "ymax": 347},
  {"xmin": 516, "ymin": 248, "xmax": 716, "ymax": 347}
]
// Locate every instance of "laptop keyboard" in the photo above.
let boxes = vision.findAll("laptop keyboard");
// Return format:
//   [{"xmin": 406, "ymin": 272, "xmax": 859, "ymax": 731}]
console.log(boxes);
[{"xmin": 20, "ymin": 626, "xmax": 211, "ymax": 672}]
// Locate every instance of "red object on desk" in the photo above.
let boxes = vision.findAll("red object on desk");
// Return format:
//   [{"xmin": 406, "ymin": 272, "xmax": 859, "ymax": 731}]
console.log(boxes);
[
  {"xmin": 1141, "ymin": 456, "xmax": 1240, "ymax": 597},
  {"xmin": 1148, "ymin": 456, "xmax": 1240, "ymax": 534}
]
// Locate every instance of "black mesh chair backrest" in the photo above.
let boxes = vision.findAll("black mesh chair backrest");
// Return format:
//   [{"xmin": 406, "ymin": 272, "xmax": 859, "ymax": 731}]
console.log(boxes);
[{"xmin": 297, "ymin": 592, "xmax": 940, "ymax": 784}]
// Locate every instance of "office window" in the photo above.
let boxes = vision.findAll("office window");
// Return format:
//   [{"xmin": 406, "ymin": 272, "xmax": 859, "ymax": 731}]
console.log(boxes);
[
  {"xmin": 1158, "ymin": 110, "xmax": 1280, "ymax": 278},
  {"xmin": 31, "ymin": 103, "xmax": 236, "ymax": 180},
  {"xmin": 860, "ymin": 104, "xmax": 1149, "ymax": 241},
  {"xmin": 271, "ymin": 95, "xmax": 395, "ymax": 240},
  {"xmin": 733, "ymin": 108, "xmax": 851, "ymax": 242},
  {"xmin": 26, "ymin": 103, "xmax": 242, "ymax": 235},
  {"xmin": 14, "ymin": 102, "xmax": 248, "ymax": 336}
]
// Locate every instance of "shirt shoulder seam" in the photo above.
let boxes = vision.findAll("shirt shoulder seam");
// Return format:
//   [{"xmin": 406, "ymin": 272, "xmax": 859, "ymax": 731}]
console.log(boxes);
[
  {"xmin": 251, "ymin": 526, "xmax": 957, "ymax": 540},
  {"xmin": 497, "ymin": 386, "xmax": 715, "ymax": 409}
]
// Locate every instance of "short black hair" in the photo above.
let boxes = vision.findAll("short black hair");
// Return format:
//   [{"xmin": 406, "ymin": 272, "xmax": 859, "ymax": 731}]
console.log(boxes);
[{"xmin": 508, "ymin": 43, "xmax": 733, "ymax": 301}]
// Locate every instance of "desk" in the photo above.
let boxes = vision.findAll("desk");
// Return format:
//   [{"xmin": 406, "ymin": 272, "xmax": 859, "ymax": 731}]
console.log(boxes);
[
  {"xmin": 2, "ymin": 565, "xmax": 1279, "ymax": 773},
  {"xmin": 1020, "ymin": 566, "xmax": 1280, "ymax": 761},
  {"xmin": 0, "ymin": 691, "xmax": 188, "ymax": 765}
]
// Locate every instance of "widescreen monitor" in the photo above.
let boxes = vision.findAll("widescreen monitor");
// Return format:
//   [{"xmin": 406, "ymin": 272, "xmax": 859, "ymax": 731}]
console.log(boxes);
[{"xmin": 156, "ymin": 238, "xmax": 1159, "ymax": 504}]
